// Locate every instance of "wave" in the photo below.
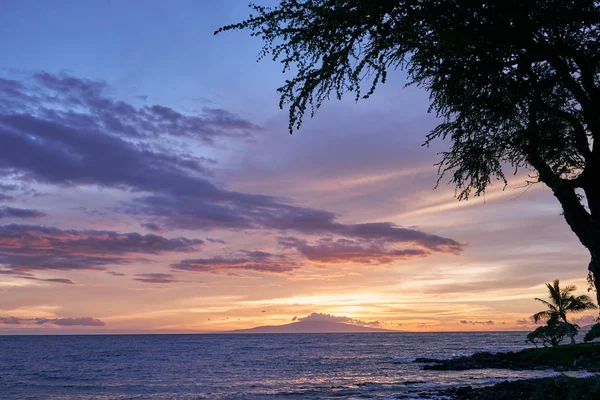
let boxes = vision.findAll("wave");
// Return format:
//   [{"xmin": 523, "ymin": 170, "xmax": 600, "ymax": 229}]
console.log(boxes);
[{"xmin": 391, "ymin": 356, "xmax": 416, "ymax": 363}]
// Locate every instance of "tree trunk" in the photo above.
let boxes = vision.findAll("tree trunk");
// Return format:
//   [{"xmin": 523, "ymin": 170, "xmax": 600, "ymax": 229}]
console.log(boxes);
[
  {"xmin": 541, "ymin": 176, "xmax": 600, "ymax": 308},
  {"xmin": 533, "ymin": 158, "xmax": 600, "ymax": 309},
  {"xmin": 583, "ymin": 160, "xmax": 600, "ymax": 308},
  {"xmin": 589, "ymin": 254, "xmax": 600, "ymax": 307},
  {"xmin": 562, "ymin": 315, "xmax": 577, "ymax": 345},
  {"xmin": 526, "ymin": 147, "xmax": 599, "ymax": 302}
]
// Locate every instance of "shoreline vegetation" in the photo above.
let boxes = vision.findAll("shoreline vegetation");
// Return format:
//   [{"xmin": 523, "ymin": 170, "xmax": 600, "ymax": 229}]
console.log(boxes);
[{"xmin": 417, "ymin": 342, "xmax": 600, "ymax": 399}]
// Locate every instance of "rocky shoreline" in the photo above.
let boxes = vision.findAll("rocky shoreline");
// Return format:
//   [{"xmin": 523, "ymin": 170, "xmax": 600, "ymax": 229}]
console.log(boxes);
[
  {"xmin": 415, "ymin": 342, "xmax": 600, "ymax": 371},
  {"xmin": 415, "ymin": 343, "xmax": 600, "ymax": 399},
  {"xmin": 439, "ymin": 376, "xmax": 600, "ymax": 400}
]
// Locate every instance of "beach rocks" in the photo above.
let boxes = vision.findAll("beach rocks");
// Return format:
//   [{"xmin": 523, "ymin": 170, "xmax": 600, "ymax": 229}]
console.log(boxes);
[
  {"xmin": 415, "ymin": 343, "xmax": 600, "ymax": 371},
  {"xmin": 419, "ymin": 351, "xmax": 531, "ymax": 370},
  {"xmin": 441, "ymin": 376, "xmax": 600, "ymax": 400}
]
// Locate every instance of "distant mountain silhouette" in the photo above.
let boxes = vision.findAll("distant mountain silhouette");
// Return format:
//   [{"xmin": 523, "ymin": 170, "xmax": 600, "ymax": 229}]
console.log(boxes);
[{"xmin": 228, "ymin": 319, "xmax": 397, "ymax": 333}]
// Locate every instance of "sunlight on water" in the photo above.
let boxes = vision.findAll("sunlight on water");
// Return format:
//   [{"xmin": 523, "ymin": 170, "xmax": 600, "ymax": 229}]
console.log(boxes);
[{"xmin": 0, "ymin": 332, "xmax": 581, "ymax": 399}]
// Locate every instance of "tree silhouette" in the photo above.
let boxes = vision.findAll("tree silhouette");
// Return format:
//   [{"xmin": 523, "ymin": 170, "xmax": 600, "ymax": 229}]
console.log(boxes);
[
  {"xmin": 217, "ymin": 1, "xmax": 600, "ymax": 303},
  {"xmin": 532, "ymin": 279, "xmax": 596, "ymax": 344},
  {"xmin": 584, "ymin": 322, "xmax": 600, "ymax": 342},
  {"xmin": 526, "ymin": 314, "xmax": 572, "ymax": 347}
]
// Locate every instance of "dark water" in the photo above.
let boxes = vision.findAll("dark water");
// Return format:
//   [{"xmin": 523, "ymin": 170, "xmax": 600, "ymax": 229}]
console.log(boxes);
[{"xmin": 0, "ymin": 332, "xmax": 574, "ymax": 399}]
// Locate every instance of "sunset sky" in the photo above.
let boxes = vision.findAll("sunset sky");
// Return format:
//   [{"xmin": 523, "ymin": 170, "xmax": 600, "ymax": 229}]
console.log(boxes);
[{"xmin": 0, "ymin": 0, "xmax": 596, "ymax": 334}]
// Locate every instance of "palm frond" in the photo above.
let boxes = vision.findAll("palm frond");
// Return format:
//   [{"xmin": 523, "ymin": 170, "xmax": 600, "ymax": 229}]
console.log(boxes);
[
  {"xmin": 574, "ymin": 294, "xmax": 596, "ymax": 305},
  {"xmin": 566, "ymin": 296, "xmax": 597, "ymax": 312},
  {"xmin": 532, "ymin": 310, "xmax": 553, "ymax": 323},
  {"xmin": 560, "ymin": 285, "xmax": 577, "ymax": 298},
  {"xmin": 534, "ymin": 297, "xmax": 558, "ymax": 312},
  {"xmin": 547, "ymin": 280, "xmax": 562, "ymax": 305},
  {"xmin": 535, "ymin": 280, "xmax": 597, "ymax": 328}
]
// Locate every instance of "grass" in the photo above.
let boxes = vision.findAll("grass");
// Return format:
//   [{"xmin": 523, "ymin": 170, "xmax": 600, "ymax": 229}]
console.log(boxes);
[
  {"xmin": 515, "ymin": 342, "xmax": 600, "ymax": 368},
  {"xmin": 421, "ymin": 342, "xmax": 600, "ymax": 371}
]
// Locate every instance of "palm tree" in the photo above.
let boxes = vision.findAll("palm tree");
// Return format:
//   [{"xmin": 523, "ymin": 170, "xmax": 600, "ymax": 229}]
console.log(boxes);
[{"xmin": 533, "ymin": 279, "xmax": 597, "ymax": 344}]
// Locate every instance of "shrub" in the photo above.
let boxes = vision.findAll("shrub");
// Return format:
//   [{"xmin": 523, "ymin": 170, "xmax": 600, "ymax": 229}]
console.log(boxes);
[
  {"xmin": 526, "ymin": 315, "xmax": 578, "ymax": 347},
  {"xmin": 584, "ymin": 323, "xmax": 600, "ymax": 343}
]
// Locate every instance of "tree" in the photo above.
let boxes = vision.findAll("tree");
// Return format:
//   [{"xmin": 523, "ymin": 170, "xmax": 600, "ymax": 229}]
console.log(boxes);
[
  {"xmin": 216, "ymin": 1, "xmax": 600, "ymax": 303},
  {"xmin": 584, "ymin": 322, "xmax": 600, "ymax": 342},
  {"xmin": 532, "ymin": 279, "xmax": 596, "ymax": 344},
  {"xmin": 526, "ymin": 313, "xmax": 575, "ymax": 347}
]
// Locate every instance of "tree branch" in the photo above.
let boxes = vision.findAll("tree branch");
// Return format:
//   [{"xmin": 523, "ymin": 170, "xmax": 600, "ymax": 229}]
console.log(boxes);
[
  {"xmin": 539, "ymin": 104, "xmax": 592, "ymax": 161},
  {"xmin": 527, "ymin": 149, "xmax": 593, "ymax": 249}
]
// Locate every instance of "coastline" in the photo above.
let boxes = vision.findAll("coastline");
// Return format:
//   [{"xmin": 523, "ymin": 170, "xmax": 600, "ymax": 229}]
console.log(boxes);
[{"xmin": 416, "ymin": 343, "xmax": 600, "ymax": 399}]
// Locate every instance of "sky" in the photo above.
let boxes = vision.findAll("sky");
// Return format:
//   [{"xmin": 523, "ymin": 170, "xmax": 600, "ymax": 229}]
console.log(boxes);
[{"xmin": 0, "ymin": 0, "xmax": 596, "ymax": 334}]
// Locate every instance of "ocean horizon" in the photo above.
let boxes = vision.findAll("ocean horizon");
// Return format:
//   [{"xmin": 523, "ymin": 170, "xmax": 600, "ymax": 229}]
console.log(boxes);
[
  {"xmin": 0, "ymin": 329, "xmax": 532, "ymax": 335},
  {"xmin": 0, "ymin": 331, "xmax": 585, "ymax": 399}
]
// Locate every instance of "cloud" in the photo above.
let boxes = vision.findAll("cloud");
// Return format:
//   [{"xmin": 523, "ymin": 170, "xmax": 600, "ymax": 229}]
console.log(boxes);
[
  {"xmin": 278, "ymin": 236, "xmax": 429, "ymax": 264},
  {"xmin": 0, "ymin": 72, "xmax": 462, "ymax": 260},
  {"xmin": 172, "ymin": 250, "xmax": 297, "ymax": 275},
  {"xmin": 0, "ymin": 224, "xmax": 203, "ymax": 274},
  {"xmin": 516, "ymin": 317, "xmax": 534, "ymax": 325},
  {"xmin": 1, "ymin": 72, "xmax": 262, "ymax": 144},
  {"xmin": 129, "ymin": 195, "xmax": 463, "ymax": 255},
  {"xmin": 298, "ymin": 312, "xmax": 383, "ymax": 327},
  {"xmin": 39, "ymin": 278, "xmax": 77, "ymax": 285},
  {"xmin": 106, "ymin": 271, "xmax": 126, "ymax": 277},
  {"xmin": 0, "ymin": 268, "xmax": 76, "ymax": 285},
  {"xmin": 459, "ymin": 320, "xmax": 495, "ymax": 325},
  {"xmin": 206, "ymin": 237, "xmax": 227, "ymax": 244},
  {"xmin": 0, "ymin": 183, "xmax": 18, "ymax": 191},
  {"xmin": 0, "ymin": 207, "xmax": 47, "ymax": 219},
  {"xmin": 572, "ymin": 315, "xmax": 597, "ymax": 326},
  {"xmin": 141, "ymin": 222, "xmax": 163, "ymax": 233},
  {"xmin": 0, "ymin": 316, "xmax": 21, "ymax": 324},
  {"xmin": 133, "ymin": 273, "xmax": 178, "ymax": 284},
  {"xmin": 35, "ymin": 317, "xmax": 105, "ymax": 326},
  {"xmin": 0, "ymin": 316, "xmax": 105, "ymax": 326}
]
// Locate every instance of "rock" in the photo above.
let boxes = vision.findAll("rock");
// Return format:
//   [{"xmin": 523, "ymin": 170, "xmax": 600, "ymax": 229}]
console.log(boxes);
[{"xmin": 454, "ymin": 385, "xmax": 473, "ymax": 396}]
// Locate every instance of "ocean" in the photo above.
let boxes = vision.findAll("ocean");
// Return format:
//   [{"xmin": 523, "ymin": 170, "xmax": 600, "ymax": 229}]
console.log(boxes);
[{"xmin": 0, "ymin": 332, "xmax": 575, "ymax": 399}]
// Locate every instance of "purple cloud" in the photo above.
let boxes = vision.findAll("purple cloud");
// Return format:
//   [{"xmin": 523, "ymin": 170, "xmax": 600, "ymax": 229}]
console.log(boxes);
[
  {"xmin": 35, "ymin": 317, "xmax": 105, "ymax": 326},
  {"xmin": 572, "ymin": 315, "xmax": 596, "ymax": 326},
  {"xmin": 133, "ymin": 273, "xmax": 178, "ymax": 284},
  {"xmin": 3, "ymin": 72, "xmax": 262, "ymax": 144},
  {"xmin": 42, "ymin": 278, "xmax": 77, "ymax": 285},
  {"xmin": 0, "ymin": 316, "xmax": 21, "ymax": 324},
  {"xmin": 0, "ymin": 315, "xmax": 105, "ymax": 326},
  {"xmin": 0, "ymin": 207, "xmax": 47, "ymax": 219},
  {"xmin": 172, "ymin": 250, "xmax": 297, "ymax": 275},
  {"xmin": 0, "ymin": 268, "xmax": 76, "ymax": 285},
  {"xmin": 206, "ymin": 237, "xmax": 227, "ymax": 244},
  {"xmin": 0, "ymin": 72, "xmax": 463, "ymax": 261},
  {"xmin": 278, "ymin": 236, "xmax": 429, "ymax": 264},
  {"xmin": 141, "ymin": 222, "xmax": 163, "ymax": 233},
  {"xmin": 0, "ymin": 224, "xmax": 203, "ymax": 275}
]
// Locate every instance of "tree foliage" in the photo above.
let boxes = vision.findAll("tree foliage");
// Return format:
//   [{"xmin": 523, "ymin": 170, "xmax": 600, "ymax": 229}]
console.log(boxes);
[
  {"xmin": 217, "ymin": 1, "xmax": 600, "ymax": 299},
  {"xmin": 526, "ymin": 314, "xmax": 576, "ymax": 347},
  {"xmin": 532, "ymin": 279, "xmax": 596, "ymax": 344},
  {"xmin": 584, "ymin": 323, "xmax": 600, "ymax": 342},
  {"xmin": 533, "ymin": 280, "xmax": 597, "ymax": 323}
]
